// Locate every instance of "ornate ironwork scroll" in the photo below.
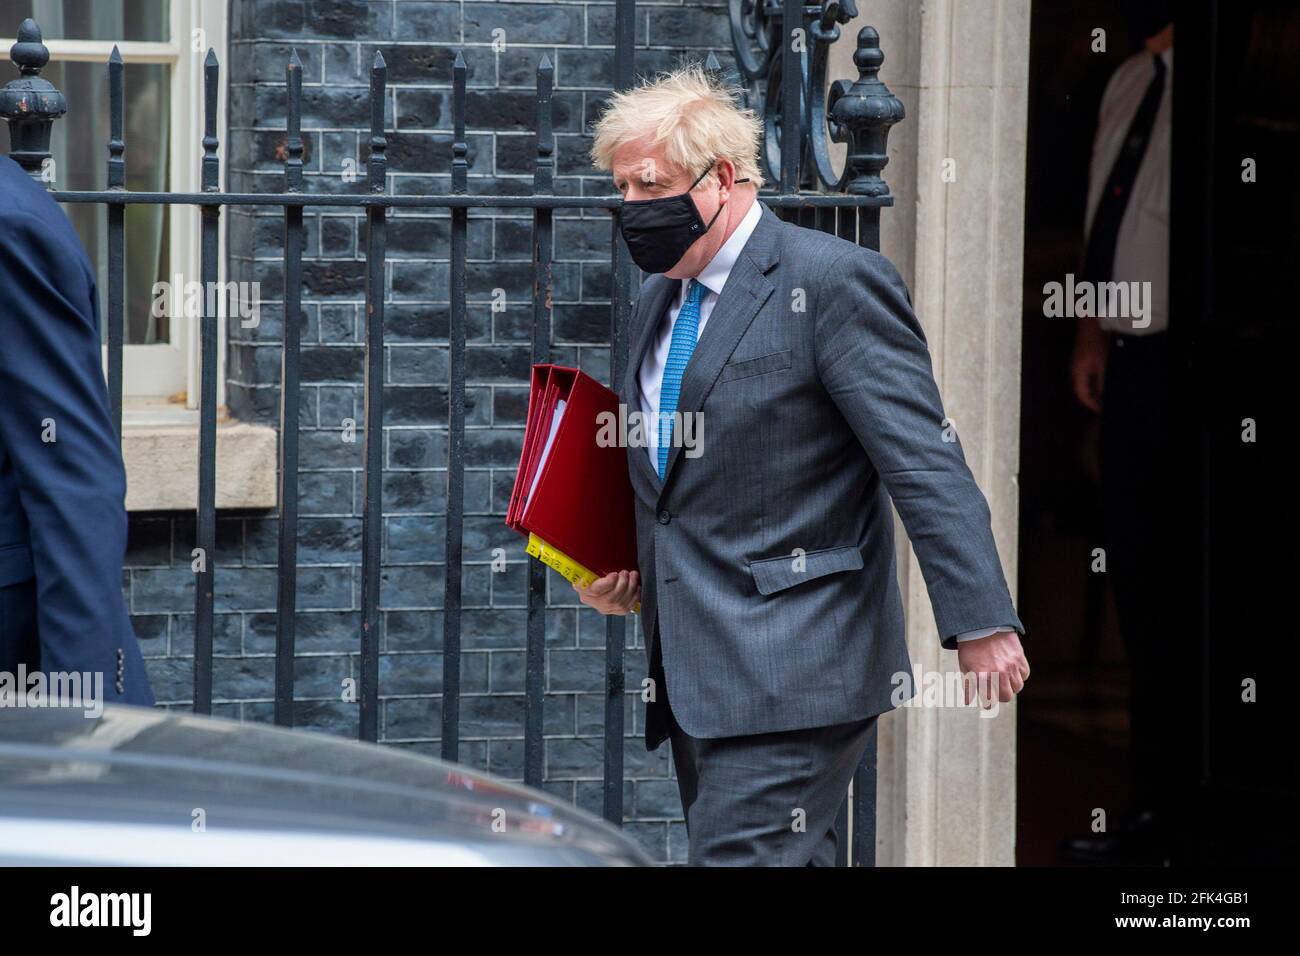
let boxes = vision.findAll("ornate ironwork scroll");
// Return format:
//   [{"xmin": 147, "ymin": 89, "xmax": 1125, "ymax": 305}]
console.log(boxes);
[{"xmin": 728, "ymin": 1, "xmax": 903, "ymax": 198}]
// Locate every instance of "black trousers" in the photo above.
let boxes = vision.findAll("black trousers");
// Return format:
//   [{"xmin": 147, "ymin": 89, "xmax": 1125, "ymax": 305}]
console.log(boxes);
[{"xmin": 1098, "ymin": 331, "xmax": 1177, "ymax": 814}]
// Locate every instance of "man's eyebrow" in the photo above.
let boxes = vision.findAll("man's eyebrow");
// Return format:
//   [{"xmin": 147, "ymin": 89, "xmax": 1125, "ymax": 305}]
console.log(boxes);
[{"xmin": 612, "ymin": 166, "xmax": 666, "ymax": 185}]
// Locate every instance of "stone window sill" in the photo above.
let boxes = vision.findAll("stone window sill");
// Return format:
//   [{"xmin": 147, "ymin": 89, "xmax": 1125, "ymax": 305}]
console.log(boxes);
[{"xmin": 122, "ymin": 401, "xmax": 278, "ymax": 512}]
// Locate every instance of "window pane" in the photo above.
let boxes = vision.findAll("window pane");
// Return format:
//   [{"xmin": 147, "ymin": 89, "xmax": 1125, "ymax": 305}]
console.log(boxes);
[
  {"xmin": 23, "ymin": 60, "xmax": 172, "ymax": 345},
  {"xmin": 0, "ymin": 0, "xmax": 169, "ymax": 43}
]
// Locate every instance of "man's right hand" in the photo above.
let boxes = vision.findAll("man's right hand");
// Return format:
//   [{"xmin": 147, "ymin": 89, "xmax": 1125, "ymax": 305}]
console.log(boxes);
[
  {"xmin": 575, "ymin": 570, "xmax": 640, "ymax": 615},
  {"xmin": 1070, "ymin": 319, "xmax": 1109, "ymax": 413}
]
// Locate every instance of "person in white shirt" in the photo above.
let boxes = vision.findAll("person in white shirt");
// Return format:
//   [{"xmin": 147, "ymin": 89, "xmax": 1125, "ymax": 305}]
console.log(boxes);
[{"xmin": 1065, "ymin": 13, "xmax": 1176, "ymax": 865}]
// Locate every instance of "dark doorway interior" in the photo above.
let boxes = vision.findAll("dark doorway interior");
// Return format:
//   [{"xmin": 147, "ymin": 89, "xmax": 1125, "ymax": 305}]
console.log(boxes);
[{"xmin": 1017, "ymin": 0, "xmax": 1299, "ymax": 865}]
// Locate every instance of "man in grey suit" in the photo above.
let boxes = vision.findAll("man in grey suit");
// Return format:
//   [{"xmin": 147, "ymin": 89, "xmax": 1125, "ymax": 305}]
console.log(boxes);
[{"xmin": 582, "ymin": 65, "xmax": 1030, "ymax": 866}]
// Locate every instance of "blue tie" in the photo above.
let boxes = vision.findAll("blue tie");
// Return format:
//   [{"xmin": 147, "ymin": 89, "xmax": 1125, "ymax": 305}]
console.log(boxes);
[{"xmin": 658, "ymin": 279, "xmax": 706, "ymax": 478}]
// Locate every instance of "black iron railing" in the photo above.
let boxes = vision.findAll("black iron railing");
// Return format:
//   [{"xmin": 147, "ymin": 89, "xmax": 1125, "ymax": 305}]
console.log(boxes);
[{"xmin": 1, "ymin": 0, "xmax": 902, "ymax": 865}]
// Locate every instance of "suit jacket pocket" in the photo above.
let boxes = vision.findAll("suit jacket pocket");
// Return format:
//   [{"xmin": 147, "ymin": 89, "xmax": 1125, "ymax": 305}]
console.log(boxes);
[
  {"xmin": 717, "ymin": 348, "xmax": 792, "ymax": 384},
  {"xmin": 747, "ymin": 544, "xmax": 864, "ymax": 596}
]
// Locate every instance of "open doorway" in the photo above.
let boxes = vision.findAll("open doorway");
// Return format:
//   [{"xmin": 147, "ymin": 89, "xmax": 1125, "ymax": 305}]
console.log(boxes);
[{"xmin": 1016, "ymin": 0, "xmax": 1299, "ymax": 865}]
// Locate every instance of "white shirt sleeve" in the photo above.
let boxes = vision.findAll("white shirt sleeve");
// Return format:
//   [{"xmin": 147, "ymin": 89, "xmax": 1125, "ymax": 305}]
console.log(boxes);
[{"xmin": 953, "ymin": 626, "xmax": 1016, "ymax": 643}]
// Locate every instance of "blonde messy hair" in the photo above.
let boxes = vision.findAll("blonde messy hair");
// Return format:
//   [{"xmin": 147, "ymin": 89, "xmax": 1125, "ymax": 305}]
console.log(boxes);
[{"xmin": 590, "ymin": 61, "xmax": 765, "ymax": 190}]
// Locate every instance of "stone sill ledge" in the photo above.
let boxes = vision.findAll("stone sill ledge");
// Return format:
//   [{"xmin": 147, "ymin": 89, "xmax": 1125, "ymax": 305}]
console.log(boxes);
[{"xmin": 122, "ymin": 403, "xmax": 278, "ymax": 512}]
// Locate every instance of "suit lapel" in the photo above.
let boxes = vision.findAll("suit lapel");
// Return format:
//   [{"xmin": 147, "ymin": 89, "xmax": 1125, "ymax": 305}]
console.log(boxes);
[
  {"xmin": 623, "ymin": 273, "xmax": 676, "ymax": 486},
  {"xmin": 660, "ymin": 201, "xmax": 782, "ymax": 486}
]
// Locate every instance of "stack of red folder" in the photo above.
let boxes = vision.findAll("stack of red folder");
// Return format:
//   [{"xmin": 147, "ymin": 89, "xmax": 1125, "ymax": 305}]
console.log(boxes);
[{"xmin": 506, "ymin": 364, "xmax": 639, "ymax": 584}]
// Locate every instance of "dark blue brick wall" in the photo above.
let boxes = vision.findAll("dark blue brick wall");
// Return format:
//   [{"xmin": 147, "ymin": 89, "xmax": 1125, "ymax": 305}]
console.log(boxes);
[{"xmin": 124, "ymin": 0, "xmax": 733, "ymax": 864}]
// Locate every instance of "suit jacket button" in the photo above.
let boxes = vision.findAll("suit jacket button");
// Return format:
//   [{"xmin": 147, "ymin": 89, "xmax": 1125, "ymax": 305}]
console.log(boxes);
[{"xmin": 658, "ymin": 510, "xmax": 671, "ymax": 525}]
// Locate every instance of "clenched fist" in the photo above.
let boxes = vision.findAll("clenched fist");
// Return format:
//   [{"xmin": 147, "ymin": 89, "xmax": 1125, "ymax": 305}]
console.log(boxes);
[{"xmin": 957, "ymin": 629, "xmax": 1030, "ymax": 708}]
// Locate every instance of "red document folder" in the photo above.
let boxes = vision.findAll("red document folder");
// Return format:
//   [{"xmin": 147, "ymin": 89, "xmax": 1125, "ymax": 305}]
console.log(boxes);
[{"xmin": 507, "ymin": 364, "xmax": 639, "ymax": 578}]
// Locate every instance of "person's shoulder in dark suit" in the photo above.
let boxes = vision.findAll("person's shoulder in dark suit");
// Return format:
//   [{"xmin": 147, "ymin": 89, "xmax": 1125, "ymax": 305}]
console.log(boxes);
[{"xmin": 0, "ymin": 155, "xmax": 96, "ymax": 278}]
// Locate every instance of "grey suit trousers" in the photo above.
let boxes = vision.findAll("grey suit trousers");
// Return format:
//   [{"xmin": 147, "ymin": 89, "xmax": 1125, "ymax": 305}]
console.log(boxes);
[{"xmin": 654, "ymin": 640, "xmax": 876, "ymax": 867}]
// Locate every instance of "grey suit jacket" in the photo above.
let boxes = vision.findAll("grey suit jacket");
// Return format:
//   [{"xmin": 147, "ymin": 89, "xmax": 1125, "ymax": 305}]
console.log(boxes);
[{"xmin": 621, "ymin": 199, "xmax": 1024, "ymax": 743}]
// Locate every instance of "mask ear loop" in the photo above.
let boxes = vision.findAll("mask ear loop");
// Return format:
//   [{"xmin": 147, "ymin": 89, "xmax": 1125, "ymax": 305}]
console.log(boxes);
[
  {"xmin": 688, "ymin": 161, "xmax": 715, "ymax": 189},
  {"xmin": 689, "ymin": 160, "xmax": 752, "ymax": 190},
  {"xmin": 695, "ymin": 160, "xmax": 753, "ymax": 232}
]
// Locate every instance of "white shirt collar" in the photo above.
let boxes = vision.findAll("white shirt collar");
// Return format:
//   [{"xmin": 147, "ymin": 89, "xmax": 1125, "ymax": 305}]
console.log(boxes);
[{"xmin": 680, "ymin": 197, "xmax": 763, "ymax": 302}]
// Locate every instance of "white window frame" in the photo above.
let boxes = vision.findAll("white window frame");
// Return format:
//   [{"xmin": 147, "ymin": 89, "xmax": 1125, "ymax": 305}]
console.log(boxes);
[{"xmin": 3, "ymin": 0, "xmax": 229, "ymax": 411}]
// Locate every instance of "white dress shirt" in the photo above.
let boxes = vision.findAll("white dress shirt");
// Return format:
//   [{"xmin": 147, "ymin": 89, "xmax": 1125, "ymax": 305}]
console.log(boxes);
[
  {"xmin": 1083, "ymin": 45, "xmax": 1172, "ymax": 335},
  {"xmin": 635, "ymin": 197, "xmax": 1007, "ymax": 645}
]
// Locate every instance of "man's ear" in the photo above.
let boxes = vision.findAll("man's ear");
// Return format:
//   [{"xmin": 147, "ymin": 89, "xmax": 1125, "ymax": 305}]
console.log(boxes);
[{"xmin": 718, "ymin": 160, "xmax": 739, "ymax": 196}]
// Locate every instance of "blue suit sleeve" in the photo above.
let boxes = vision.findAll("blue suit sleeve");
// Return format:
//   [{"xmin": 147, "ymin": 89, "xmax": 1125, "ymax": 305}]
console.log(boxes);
[{"xmin": 0, "ymin": 210, "xmax": 155, "ymax": 705}]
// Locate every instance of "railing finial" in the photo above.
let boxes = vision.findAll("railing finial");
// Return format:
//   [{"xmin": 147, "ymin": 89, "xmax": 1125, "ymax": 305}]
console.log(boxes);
[
  {"xmin": 0, "ymin": 18, "xmax": 67, "ymax": 184},
  {"xmin": 829, "ymin": 25, "xmax": 904, "ymax": 199}
]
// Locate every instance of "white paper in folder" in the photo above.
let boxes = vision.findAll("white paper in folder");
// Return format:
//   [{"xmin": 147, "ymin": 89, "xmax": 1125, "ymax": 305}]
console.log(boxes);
[{"xmin": 525, "ymin": 399, "xmax": 566, "ymax": 505}]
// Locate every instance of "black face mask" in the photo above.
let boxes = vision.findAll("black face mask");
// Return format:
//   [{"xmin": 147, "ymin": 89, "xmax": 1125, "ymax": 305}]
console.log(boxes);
[{"xmin": 619, "ymin": 159, "xmax": 751, "ymax": 274}]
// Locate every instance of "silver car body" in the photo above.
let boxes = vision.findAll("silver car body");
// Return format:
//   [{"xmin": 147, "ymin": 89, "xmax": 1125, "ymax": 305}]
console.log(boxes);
[{"xmin": 0, "ymin": 704, "xmax": 651, "ymax": 866}]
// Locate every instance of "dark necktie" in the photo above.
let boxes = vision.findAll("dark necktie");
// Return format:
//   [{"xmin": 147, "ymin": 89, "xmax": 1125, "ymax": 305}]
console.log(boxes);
[{"xmin": 1082, "ymin": 53, "xmax": 1166, "ymax": 284}]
